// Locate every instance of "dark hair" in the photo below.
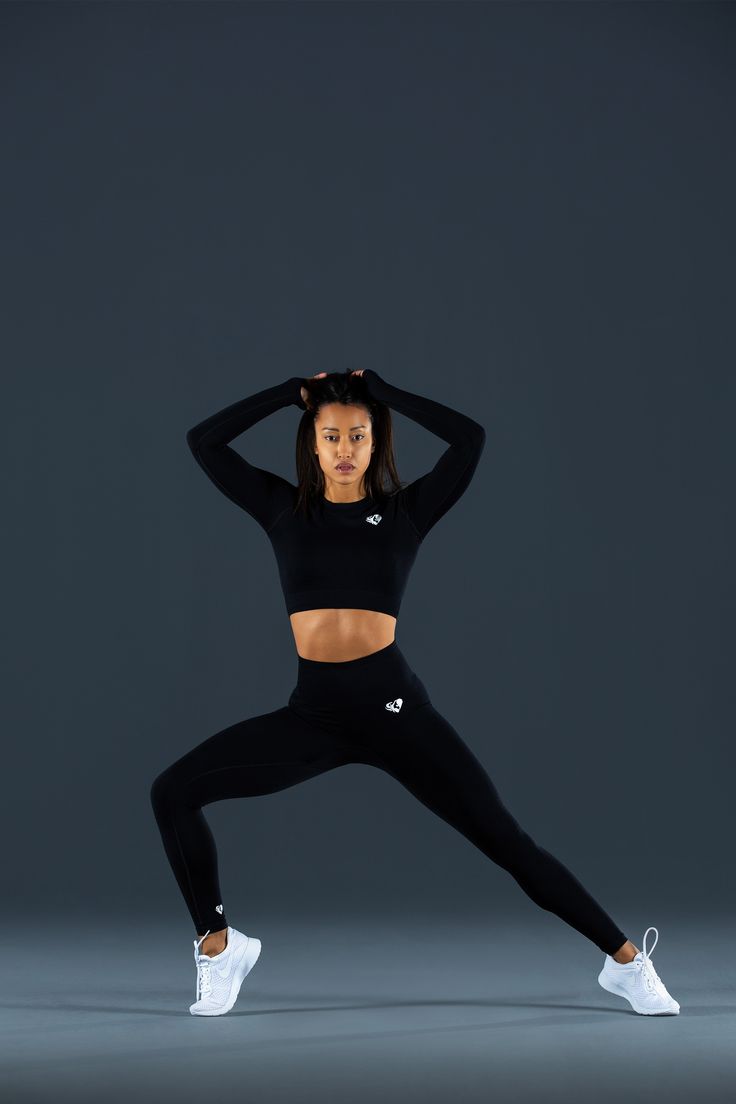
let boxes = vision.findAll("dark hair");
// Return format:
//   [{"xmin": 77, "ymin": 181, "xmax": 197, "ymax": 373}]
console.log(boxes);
[{"xmin": 292, "ymin": 370, "xmax": 402, "ymax": 516}]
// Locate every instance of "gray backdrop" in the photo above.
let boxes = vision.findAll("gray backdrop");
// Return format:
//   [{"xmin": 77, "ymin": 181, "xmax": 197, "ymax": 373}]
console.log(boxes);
[{"xmin": 3, "ymin": 1, "xmax": 733, "ymax": 938}]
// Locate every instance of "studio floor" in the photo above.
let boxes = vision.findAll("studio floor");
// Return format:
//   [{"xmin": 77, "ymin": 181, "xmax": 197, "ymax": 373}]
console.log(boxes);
[{"xmin": 1, "ymin": 914, "xmax": 733, "ymax": 1104}]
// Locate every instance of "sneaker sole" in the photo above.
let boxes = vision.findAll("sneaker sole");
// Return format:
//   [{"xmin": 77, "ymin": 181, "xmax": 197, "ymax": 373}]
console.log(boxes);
[
  {"xmin": 598, "ymin": 968, "xmax": 680, "ymax": 1015},
  {"xmin": 190, "ymin": 936, "xmax": 263, "ymax": 1017}
]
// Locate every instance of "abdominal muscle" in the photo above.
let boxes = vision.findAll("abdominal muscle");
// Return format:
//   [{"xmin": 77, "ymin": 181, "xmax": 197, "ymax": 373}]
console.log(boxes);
[{"xmin": 289, "ymin": 608, "xmax": 397, "ymax": 662}]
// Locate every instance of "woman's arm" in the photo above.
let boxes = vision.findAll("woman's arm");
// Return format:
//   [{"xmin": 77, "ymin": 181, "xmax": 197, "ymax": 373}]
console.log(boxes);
[
  {"xmin": 186, "ymin": 376, "xmax": 306, "ymax": 533},
  {"xmin": 361, "ymin": 369, "xmax": 486, "ymax": 539}
]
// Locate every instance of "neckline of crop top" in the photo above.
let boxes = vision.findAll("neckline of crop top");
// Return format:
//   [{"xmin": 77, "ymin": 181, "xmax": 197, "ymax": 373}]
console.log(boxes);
[{"xmin": 322, "ymin": 495, "xmax": 370, "ymax": 507}]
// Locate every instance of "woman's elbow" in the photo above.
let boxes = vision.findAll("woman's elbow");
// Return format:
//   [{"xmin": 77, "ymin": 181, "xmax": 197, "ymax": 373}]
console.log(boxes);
[
  {"xmin": 469, "ymin": 422, "xmax": 486, "ymax": 453},
  {"xmin": 186, "ymin": 426, "xmax": 203, "ymax": 454}
]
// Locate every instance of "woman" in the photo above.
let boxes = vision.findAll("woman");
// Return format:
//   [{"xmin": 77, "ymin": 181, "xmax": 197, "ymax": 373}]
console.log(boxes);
[{"xmin": 151, "ymin": 367, "xmax": 680, "ymax": 1018}]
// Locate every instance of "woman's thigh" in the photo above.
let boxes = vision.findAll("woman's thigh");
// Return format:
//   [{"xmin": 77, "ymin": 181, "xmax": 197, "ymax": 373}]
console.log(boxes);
[
  {"xmin": 358, "ymin": 701, "xmax": 529, "ymax": 858},
  {"xmin": 153, "ymin": 705, "xmax": 357, "ymax": 809}
]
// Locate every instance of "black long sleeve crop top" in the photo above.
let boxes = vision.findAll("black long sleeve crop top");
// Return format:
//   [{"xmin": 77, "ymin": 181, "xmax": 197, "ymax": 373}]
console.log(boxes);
[{"xmin": 186, "ymin": 370, "xmax": 486, "ymax": 618}]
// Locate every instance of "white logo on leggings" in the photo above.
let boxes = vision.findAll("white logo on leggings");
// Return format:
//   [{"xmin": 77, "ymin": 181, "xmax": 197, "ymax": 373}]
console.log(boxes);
[
  {"xmin": 366, "ymin": 513, "xmax": 382, "ymax": 525},
  {"xmin": 385, "ymin": 698, "xmax": 403, "ymax": 713},
  {"xmin": 215, "ymin": 904, "xmax": 224, "ymax": 914}
]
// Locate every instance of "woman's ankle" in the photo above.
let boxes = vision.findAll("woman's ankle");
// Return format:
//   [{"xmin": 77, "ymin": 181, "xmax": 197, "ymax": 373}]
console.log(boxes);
[
  {"xmin": 199, "ymin": 929, "xmax": 228, "ymax": 956},
  {"xmin": 612, "ymin": 939, "xmax": 639, "ymax": 963}
]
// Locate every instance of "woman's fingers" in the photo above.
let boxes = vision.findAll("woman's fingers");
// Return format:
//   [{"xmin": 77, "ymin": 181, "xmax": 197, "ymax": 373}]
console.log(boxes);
[{"xmin": 300, "ymin": 372, "xmax": 325, "ymax": 406}]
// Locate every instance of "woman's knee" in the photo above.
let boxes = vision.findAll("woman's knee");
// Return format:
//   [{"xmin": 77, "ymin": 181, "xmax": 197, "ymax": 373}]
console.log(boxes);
[{"xmin": 150, "ymin": 766, "xmax": 184, "ymax": 812}]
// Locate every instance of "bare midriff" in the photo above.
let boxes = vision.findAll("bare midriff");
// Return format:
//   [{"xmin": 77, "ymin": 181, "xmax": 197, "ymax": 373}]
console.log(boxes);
[{"xmin": 289, "ymin": 608, "xmax": 397, "ymax": 662}]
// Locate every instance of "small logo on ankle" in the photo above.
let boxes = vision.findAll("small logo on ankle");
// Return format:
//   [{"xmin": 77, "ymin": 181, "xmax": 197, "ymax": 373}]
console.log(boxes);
[{"xmin": 215, "ymin": 903, "xmax": 224, "ymax": 914}]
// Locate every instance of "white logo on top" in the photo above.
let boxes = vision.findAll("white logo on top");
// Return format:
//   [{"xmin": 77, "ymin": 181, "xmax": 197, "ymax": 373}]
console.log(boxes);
[
  {"xmin": 366, "ymin": 514, "xmax": 383, "ymax": 525},
  {"xmin": 385, "ymin": 698, "xmax": 403, "ymax": 713}
]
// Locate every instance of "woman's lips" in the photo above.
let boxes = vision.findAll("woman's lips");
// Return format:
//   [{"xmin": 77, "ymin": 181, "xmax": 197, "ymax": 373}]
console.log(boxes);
[{"xmin": 336, "ymin": 464, "xmax": 354, "ymax": 471}]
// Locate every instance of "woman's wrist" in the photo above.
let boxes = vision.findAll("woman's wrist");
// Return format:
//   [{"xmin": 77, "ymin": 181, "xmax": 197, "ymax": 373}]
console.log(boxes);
[
  {"xmin": 361, "ymin": 368, "xmax": 388, "ymax": 396},
  {"xmin": 286, "ymin": 376, "xmax": 308, "ymax": 410}
]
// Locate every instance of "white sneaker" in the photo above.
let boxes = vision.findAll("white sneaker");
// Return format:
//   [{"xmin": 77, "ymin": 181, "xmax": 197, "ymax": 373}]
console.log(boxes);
[
  {"xmin": 598, "ymin": 926, "xmax": 680, "ymax": 1015},
  {"xmin": 189, "ymin": 926, "xmax": 262, "ymax": 1016}
]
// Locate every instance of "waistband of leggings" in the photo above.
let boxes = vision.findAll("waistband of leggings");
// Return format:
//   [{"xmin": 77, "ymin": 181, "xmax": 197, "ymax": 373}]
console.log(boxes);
[{"xmin": 296, "ymin": 639, "xmax": 399, "ymax": 674}]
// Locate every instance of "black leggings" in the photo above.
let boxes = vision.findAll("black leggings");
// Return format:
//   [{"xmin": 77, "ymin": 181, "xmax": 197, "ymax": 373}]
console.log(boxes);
[{"xmin": 150, "ymin": 641, "xmax": 628, "ymax": 955}]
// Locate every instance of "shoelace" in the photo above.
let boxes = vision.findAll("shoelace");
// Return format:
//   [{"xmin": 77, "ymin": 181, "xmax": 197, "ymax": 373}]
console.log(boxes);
[
  {"xmin": 193, "ymin": 929, "xmax": 212, "ymax": 1002},
  {"xmin": 636, "ymin": 926, "xmax": 664, "ymax": 995}
]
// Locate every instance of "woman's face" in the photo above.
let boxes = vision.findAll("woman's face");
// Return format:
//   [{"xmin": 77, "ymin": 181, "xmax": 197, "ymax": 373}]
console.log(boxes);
[{"xmin": 313, "ymin": 401, "xmax": 374, "ymax": 496}]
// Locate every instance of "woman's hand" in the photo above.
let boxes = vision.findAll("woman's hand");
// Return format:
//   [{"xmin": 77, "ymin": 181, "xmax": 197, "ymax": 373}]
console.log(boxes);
[
  {"xmin": 300, "ymin": 372, "xmax": 326, "ymax": 408},
  {"xmin": 349, "ymin": 369, "xmax": 365, "ymax": 377}
]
